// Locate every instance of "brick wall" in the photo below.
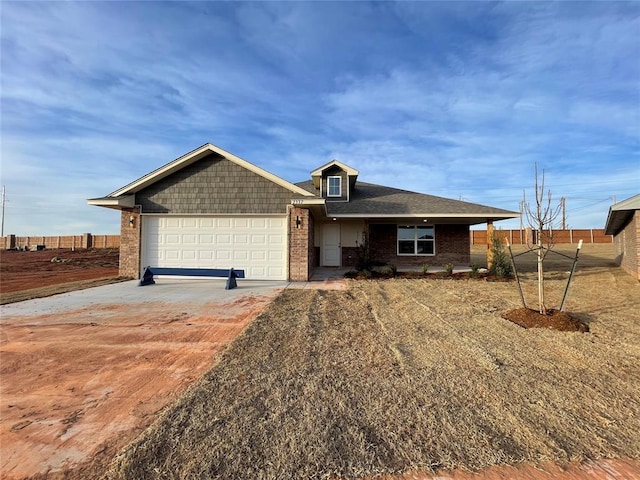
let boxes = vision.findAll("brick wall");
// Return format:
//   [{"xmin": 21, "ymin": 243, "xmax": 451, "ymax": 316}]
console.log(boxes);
[
  {"xmin": 369, "ymin": 223, "xmax": 470, "ymax": 267},
  {"xmin": 288, "ymin": 206, "xmax": 314, "ymax": 281},
  {"xmin": 119, "ymin": 207, "xmax": 141, "ymax": 278},
  {"xmin": 342, "ymin": 246, "xmax": 359, "ymax": 267},
  {"xmin": 613, "ymin": 211, "xmax": 640, "ymax": 280}
]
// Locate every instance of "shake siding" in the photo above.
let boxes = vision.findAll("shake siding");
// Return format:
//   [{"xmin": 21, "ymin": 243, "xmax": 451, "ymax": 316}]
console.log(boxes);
[
  {"xmin": 135, "ymin": 154, "xmax": 293, "ymax": 214},
  {"xmin": 322, "ymin": 166, "xmax": 348, "ymax": 202}
]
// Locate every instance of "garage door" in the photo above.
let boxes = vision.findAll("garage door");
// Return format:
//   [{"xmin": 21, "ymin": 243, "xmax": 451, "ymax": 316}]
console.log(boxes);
[{"xmin": 142, "ymin": 216, "xmax": 287, "ymax": 280}]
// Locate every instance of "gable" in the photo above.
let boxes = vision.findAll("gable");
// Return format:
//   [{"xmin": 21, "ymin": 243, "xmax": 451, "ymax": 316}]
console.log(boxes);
[{"xmin": 136, "ymin": 153, "xmax": 297, "ymax": 214}]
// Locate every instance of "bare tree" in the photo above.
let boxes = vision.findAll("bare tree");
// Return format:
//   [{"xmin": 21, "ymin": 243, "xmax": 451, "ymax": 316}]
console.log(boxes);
[{"xmin": 523, "ymin": 164, "xmax": 563, "ymax": 314}]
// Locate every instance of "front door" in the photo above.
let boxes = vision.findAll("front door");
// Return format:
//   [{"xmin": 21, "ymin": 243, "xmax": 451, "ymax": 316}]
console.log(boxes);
[{"xmin": 322, "ymin": 223, "xmax": 341, "ymax": 266}]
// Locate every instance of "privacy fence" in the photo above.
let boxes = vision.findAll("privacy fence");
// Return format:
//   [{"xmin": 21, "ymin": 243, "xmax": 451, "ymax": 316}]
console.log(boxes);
[
  {"xmin": 1, "ymin": 233, "xmax": 120, "ymax": 250},
  {"xmin": 470, "ymin": 228, "xmax": 612, "ymax": 245},
  {"xmin": 1, "ymin": 229, "xmax": 611, "ymax": 250}
]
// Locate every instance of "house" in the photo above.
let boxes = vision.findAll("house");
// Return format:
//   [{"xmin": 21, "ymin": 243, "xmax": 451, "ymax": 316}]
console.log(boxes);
[
  {"xmin": 88, "ymin": 143, "xmax": 519, "ymax": 281},
  {"xmin": 604, "ymin": 194, "xmax": 640, "ymax": 280}
]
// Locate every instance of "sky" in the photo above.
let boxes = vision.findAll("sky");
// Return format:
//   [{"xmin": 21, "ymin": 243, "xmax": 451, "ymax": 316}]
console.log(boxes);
[{"xmin": 1, "ymin": 1, "xmax": 639, "ymax": 235}]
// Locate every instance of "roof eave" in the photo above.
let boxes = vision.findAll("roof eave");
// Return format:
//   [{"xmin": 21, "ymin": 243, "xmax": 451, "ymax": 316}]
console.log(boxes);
[
  {"xmin": 87, "ymin": 195, "xmax": 135, "ymax": 210},
  {"xmin": 321, "ymin": 212, "xmax": 519, "ymax": 225}
]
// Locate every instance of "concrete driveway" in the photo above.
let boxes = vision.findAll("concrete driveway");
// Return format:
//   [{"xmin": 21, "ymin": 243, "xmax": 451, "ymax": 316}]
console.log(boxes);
[{"xmin": 0, "ymin": 278, "xmax": 287, "ymax": 479}]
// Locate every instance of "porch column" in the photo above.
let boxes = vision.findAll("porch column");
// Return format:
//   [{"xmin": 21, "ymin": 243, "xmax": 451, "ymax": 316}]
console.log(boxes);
[
  {"xmin": 119, "ymin": 207, "xmax": 142, "ymax": 278},
  {"xmin": 487, "ymin": 219, "xmax": 494, "ymax": 270},
  {"xmin": 288, "ymin": 206, "xmax": 312, "ymax": 281}
]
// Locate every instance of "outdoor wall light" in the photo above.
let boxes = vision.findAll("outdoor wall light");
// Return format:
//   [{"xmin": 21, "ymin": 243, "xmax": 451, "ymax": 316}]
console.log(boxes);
[
  {"xmin": 129, "ymin": 216, "xmax": 135, "ymax": 228},
  {"xmin": 295, "ymin": 215, "xmax": 302, "ymax": 229}
]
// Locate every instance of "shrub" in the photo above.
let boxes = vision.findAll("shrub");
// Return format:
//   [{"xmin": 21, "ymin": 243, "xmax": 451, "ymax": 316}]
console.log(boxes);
[
  {"xmin": 489, "ymin": 234, "xmax": 513, "ymax": 278},
  {"xmin": 422, "ymin": 264, "xmax": 430, "ymax": 275},
  {"xmin": 443, "ymin": 263, "xmax": 454, "ymax": 276},
  {"xmin": 355, "ymin": 232, "xmax": 372, "ymax": 271},
  {"xmin": 470, "ymin": 263, "xmax": 481, "ymax": 278}
]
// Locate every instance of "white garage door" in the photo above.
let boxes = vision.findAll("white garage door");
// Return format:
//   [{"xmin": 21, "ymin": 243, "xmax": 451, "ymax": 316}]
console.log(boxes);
[{"xmin": 142, "ymin": 216, "xmax": 287, "ymax": 280}]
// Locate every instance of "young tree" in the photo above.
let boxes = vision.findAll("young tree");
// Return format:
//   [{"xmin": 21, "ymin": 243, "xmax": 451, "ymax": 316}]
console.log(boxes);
[{"xmin": 523, "ymin": 164, "xmax": 563, "ymax": 314}]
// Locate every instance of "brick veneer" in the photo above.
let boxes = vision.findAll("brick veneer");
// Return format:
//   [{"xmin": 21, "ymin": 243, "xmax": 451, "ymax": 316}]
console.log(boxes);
[
  {"xmin": 614, "ymin": 210, "xmax": 640, "ymax": 280},
  {"xmin": 119, "ymin": 207, "xmax": 142, "ymax": 278},
  {"xmin": 369, "ymin": 223, "xmax": 470, "ymax": 267},
  {"xmin": 288, "ymin": 206, "xmax": 315, "ymax": 281}
]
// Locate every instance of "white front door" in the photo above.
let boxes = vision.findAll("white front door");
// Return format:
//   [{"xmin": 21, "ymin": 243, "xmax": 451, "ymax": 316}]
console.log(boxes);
[{"xmin": 322, "ymin": 223, "xmax": 341, "ymax": 266}]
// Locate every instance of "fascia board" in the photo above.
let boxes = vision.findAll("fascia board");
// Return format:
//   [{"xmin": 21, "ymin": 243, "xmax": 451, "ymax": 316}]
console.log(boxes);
[
  {"xmin": 327, "ymin": 213, "xmax": 520, "ymax": 219},
  {"xmin": 291, "ymin": 198, "xmax": 326, "ymax": 206},
  {"xmin": 310, "ymin": 159, "xmax": 359, "ymax": 177}
]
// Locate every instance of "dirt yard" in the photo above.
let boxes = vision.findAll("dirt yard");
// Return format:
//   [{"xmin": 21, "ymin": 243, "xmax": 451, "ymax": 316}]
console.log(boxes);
[
  {"xmin": 2, "ymin": 243, "xmax": 639, "ymax": 479},
  {"xmin": 105, "ymin": 244, "xmax": 640, "ymax": 480},
  {"xmin": 0, "ymin": 283, "xmax": 285, "ymax": 480},
  {"xmin": 0, "ymin": 249, "xmax": 121, "ymax": 304}
]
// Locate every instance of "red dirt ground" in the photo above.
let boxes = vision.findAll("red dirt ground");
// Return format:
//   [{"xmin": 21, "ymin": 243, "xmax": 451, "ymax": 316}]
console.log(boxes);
[
  {"xmin": 1, "ymin": 295, "xmax": 277, "ymax": 480},
  {"xmin": 0, "ymin": 249, "xmax": 120, "ymax": 293}
]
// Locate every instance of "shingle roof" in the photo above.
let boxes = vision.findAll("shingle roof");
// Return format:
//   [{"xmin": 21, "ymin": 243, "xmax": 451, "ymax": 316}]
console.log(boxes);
[
  {"xmin": 604, "ymin": 194, "xmax": 640, "ymax": 235},
  {"xmin": 295, "ymin": 180, "xmax": 518, "ymax": 217}
]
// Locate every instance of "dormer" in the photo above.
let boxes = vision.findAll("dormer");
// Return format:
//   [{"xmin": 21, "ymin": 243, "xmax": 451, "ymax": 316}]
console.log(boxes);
[{"xmin": 310, "ymin": 160, "xmax": 359, "ymax": 202}]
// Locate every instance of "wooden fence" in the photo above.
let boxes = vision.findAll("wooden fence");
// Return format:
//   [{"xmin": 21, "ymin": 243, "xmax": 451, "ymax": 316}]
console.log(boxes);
[
  {"xmin": 1, "ymin": 233, "xmax": 120, "ymax": 250},
  {"xmin": 470, "ymin": 228, "xmax": 612, "ymax": 245}
]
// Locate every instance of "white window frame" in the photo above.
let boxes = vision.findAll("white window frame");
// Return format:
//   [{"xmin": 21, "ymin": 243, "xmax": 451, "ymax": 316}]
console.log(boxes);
[
  {"xmin": 397, "ymin": 225, "xmax": 435, "ymax": 256},
  {"xmin": 327, "ymin": 176, "xmax": 342, "ymax": 197}
]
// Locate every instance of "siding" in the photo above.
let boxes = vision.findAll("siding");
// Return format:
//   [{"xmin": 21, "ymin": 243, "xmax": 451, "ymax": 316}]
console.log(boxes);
[
  {"xmin": 322, "ymin": 165, "xmax": 349, "ymax": 202},
  {"xmin": 136, "ymin": 153, "xmax": 295, "ymax": 214}
]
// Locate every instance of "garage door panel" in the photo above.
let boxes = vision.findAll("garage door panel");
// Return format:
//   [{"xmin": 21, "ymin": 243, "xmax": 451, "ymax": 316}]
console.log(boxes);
[
  {"xmin": 216, "ymin": 250, "xmax": 231, "ymax": 261},
  {"xmin": 198, "ymin": 251, "xmax": 214, "ymax": 260}
]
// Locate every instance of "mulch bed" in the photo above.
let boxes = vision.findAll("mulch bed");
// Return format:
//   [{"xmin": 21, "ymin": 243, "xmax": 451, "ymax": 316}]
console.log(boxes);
[
  {"xmin": 503, "ymin": 307, "xmax": 589, "ymax": 333},
  {"xmin": 344, "ymin": 271, "xmax": 512, "ymax": 282}
]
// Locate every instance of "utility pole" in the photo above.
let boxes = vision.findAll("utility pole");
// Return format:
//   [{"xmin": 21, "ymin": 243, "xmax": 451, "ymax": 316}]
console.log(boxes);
[
  {"xmin": 1, "ymin": 186, "xmax": 5, "ymax": 237},
  {"xmin": 561, "ymin": 197, "xmax": 566, "ymax": 230}
]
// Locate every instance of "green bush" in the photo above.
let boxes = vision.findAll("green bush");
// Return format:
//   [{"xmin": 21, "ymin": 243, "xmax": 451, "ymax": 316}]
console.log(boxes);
[
  {"xmin": 470, "ymin": 263, "xmax": 481, "ymax": 278},
  {"xmin": 443, "ymin": 263, "xmax": 454, "ymax": 276},
  {"xmin": 489, "ymin": 234, "xmax": 513, "ymax": 278},
  {"xmin": 422, "ymin": 264, "xmax": 430, "ymax": 274}
]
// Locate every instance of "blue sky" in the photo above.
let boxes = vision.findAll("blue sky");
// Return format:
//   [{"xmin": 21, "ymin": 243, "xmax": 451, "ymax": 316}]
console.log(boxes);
[{"xmin": 1, "ymin": 1, "xmax": 638, "ymax": 235}]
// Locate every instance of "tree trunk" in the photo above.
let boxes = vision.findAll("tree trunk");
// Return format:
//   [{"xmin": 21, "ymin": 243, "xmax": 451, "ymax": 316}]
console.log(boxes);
[{"xmin": 537, "ymin": 231, "xmax": 546, "ymax": 314}]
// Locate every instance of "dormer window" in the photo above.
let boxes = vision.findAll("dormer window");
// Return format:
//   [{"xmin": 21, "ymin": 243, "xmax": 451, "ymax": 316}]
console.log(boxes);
[{"xmin": 327, "ymin": 176, "xmax": 342, "ymax": 197}]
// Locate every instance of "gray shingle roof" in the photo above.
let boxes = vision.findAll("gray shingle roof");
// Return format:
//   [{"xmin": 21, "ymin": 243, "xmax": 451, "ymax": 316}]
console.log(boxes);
[
  {"xmin": 604, "ymin": 194, "xmax": 640, "ymax": 235},
  {"xmin": 295, "ymin": 180, "xmax": 518, "ymax": 217}
]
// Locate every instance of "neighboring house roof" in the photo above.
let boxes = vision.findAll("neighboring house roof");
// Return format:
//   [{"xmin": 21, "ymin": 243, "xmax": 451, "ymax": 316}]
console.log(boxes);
[
  {"xmin": 296, "ymin": 180, "xmax": 518, "ymax": 223},
  {"xmin": 604, "ymin": 194, "xmax": 640, "ymax": 235},
  {"xmin": 88, "ymin": 143, "xmax": 314, "ymax": 208}
]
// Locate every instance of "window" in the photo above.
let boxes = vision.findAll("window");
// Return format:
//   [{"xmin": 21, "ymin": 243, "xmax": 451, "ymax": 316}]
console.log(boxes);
[
  {"xmin": 398, "ymin": 225, "xmax": 435, "ymax": 255},
  {"xmin": 327, "ymin": 176, "xmax": 342, "ymax": 197}
]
